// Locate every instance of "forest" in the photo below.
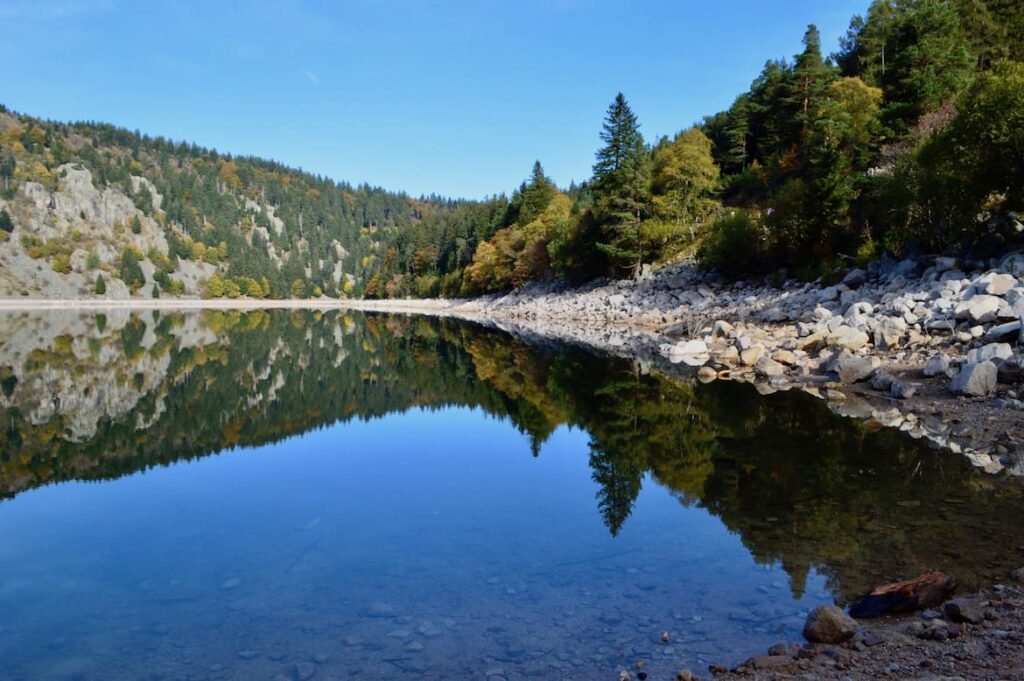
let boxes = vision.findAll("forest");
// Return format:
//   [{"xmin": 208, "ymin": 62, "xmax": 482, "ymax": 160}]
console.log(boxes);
[
  {"xmin": 369, "ymin": 0, "xmax": 1024, "ymax": 294},
  {"xmin": 0, "ymin": 0, "xmax": 1022, "ymax": 298}
]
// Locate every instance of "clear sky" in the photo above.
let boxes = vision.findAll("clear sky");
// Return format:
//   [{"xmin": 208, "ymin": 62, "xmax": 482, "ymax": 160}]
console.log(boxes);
[{"xmin": 0, "ymin": 0, "xmax": 869, "ymax": 199}]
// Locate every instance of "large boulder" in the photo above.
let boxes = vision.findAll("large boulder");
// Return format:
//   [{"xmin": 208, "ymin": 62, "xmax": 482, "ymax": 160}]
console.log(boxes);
[
  {"xmin": 803, "ymin": 605, "xmax": 857, "ymax": 643},
  {"xmin": 955, "ymin": 295, "xmax": 1003, "ymax": 324},
  {"xmin": 826, "ymin": 326, "xmax": 870, "ymax": 351},
  {"xmin": 975, "ymin": 272, "xmax": 1017, "ymax": 296},
  {"xmin": 966, "ymin": 342, "xmax": 1013, "ymax": 365},
  {"xmin": 950, "ymin": 361, "xmax": 998, "ymax": 396},
  {"xmin": 834, "ymin": 357, "xmax": 875, "ymax": 384},
  {"xmin": 873, "ymin": 317, "xmax": 907, "ymax": 350},
  {"xmin": 923, "ymin": 354, "xmax": 951, "ymax": 377}
]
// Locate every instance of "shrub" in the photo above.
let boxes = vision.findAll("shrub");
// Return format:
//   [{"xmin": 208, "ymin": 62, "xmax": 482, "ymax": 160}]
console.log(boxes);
[
  {"xmin": 51, "ymin": 253, "xmax": 72, "ymax": 274},
  {"xmin": 697, "ymin": 212, "xmax": 766, "ymax": 277},
  {"xmin": 0, "ymin": 208, "xmax": 13, "ymax": 233},
  {"xmin": 118, "ymin": 247, "xmax": 146, "ymax": 291},
  {"xmin": 94, "ymin": 273, "xmax": 106, "ymax": 294}
]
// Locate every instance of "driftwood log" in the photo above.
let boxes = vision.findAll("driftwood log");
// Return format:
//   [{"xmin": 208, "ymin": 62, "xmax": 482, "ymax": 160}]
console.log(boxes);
[{"xmin": 849, "ymin": 571, "xmax": 958, "ymax": 618}]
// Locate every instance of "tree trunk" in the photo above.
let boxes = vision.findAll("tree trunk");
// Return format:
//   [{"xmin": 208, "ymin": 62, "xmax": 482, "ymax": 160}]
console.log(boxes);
[{"xmin": 849, "ymin": 571, "xmax": 958, "ymax": 618}]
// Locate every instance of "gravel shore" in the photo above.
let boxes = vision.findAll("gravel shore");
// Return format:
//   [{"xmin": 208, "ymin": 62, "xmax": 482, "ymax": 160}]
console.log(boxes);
[{"xmin": 345, "ymin": 254, "xmax": 1024, "ymax": 477}]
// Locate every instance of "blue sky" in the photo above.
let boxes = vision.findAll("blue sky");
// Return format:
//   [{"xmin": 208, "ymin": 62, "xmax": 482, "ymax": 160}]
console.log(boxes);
[{"xmin": 0, "ymin": 0, "xmax": 869, "ymax": 198}]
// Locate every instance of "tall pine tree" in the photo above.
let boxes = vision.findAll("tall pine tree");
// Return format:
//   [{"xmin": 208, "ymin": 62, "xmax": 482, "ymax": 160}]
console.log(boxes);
[{"xmin": 592, "ymin": 93, "xmax": 651, "ymax": 278}]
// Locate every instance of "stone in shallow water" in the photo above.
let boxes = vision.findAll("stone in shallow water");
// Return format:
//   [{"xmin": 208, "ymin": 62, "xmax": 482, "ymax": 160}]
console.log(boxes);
[{"xmin": 803, "ymin": 604, "xmax": 857, "ymax": 643}]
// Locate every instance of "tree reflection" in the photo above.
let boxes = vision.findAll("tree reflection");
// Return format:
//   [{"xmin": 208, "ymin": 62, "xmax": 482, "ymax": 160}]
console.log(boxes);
[{"xmin": 0, "ymin": 310, "xmax": 1022, "ymax": 603}]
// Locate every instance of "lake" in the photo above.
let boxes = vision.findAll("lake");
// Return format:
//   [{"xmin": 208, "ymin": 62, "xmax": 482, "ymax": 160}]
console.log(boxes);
[{"xmin": 1, "ymin": 308, "xmax": 1022, "ymax": 680}]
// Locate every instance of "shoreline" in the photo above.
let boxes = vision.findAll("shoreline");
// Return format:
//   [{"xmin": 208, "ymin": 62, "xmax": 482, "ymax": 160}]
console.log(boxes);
[
  {"xmin": 4, "ymin": 282, "xmax": 1024, "ymax": 679},
  {"xmin": 3, "ymin": 253, "xmax": 1024, "ymax": 478}
]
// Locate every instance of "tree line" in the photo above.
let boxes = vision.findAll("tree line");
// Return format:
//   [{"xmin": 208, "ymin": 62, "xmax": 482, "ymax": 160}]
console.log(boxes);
[
  {"xmin": 0, "ymin": 0, "xmax": 1021, "ymax": 296},
  {"xmin": 369, "ymin": 0, "xmax": 1024, "ymax": 294}
]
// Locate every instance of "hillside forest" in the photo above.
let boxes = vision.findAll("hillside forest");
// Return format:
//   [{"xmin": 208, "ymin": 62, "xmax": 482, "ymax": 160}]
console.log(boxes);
[{"xmin": 0, "ymin": 0, "xmax": 1022, "ymax": 299}]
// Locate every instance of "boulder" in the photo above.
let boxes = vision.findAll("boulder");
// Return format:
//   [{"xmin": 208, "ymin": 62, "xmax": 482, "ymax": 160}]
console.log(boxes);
[
  {"xmin": 740, "ymin": 344, "xmax": 766, "ymax": 366},
  {"xmin": 711, "ymin": 320, "xmax": 735, "ymax": 339},
  {"xmin": 697, "ymin": 366, "xmax": 717, "ymax": 382},
  {"xmin": 986, "ymin": 320, "xmax": 1022, "ymax": 342},
  {"xmin": 945, "ymin": 598, "xmax": 985, "ymax": 624},
  {"xmin": 827, "ymin": 326, "xmax": 870, "ymax": 351},
  {"xmin": 873, "ymin": 317, "xmax": 907, "ymax": 350},
  {"xmin": 975, "ymin": 272, "xmax": 1017, "ymax": 296},
  {"xmin": 834, "ymin": 357, "xmax": 875, "ymax": 384},
  {"xmin": 755, "ymin": 357, "xmax": 785, "ymax": 378},
  {"xmin": 923, "ymin": 354, "xmax": 951, "ymax": 377},
  {"xmin": 803, "ymin": 605, "xmax": 857, "ymax": 643},
  {"xmin": 843, "ymin": 268, "xmax": 868, "ymax": 287},
  {"xmin": 966, "ymin": 342, "xmax": 1013, "ymax": 365},
  {"xmin": 954, "ymin": 295, "xmax": 1003, "ymax": 323},
  {"xmin": 772, "ymin": 349, "xmax": 797, "ymax": 366},
  {"xmin": 950, "ymin": 361, "xmax": 998, "ymax": 396}
]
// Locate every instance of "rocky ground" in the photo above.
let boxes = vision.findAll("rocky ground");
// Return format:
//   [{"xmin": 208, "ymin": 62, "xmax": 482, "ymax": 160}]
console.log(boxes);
[
  {"xmin": 346, "ymin": 252, "xmax": 1024, "ymax": 477},
  {"xmin": 683, "ymin": 572, "xmax": 1024, "ymax": 681}
]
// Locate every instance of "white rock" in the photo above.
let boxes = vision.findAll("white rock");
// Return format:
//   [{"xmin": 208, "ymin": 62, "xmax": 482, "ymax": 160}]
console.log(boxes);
[
  {"xmin": 954, "ymin": 295, "xmax": 1003, "ymax": 323},
  {"xmin": 975, "ymin": 272, "xmax": 1017, "ymax": 296},
  {"xmin": 966, "ymin": 343, "xmax": 1013, "ymax": 365},
  {"xmin": 827, "ymin": 326, "xmax": 870, "ymax": 351},
  {"xmin": 923, "ymin": 354, "xmax": 951, "ymax": 377},
  {"xmin": 951, "ymin": 361, "xmax": 998, "ymax": 396}
]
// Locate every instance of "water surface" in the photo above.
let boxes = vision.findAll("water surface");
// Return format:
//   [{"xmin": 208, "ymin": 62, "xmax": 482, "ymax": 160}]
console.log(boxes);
[{"xmin": 1, "ymin": 309, "xmax": 1022, "ymax": 680}]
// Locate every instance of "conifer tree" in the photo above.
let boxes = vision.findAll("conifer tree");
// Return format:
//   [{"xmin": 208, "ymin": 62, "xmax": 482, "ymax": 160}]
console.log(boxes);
[{"xmin": 591, "ymin": 93, "xmax": 652, "ymax": 278}]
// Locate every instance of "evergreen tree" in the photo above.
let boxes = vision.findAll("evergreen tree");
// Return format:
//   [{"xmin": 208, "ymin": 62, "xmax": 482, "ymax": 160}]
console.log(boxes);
[
  {"xmin": 119, "ymin": 248, "xmax": 145, "ymax": 291},
  {"xmin": 94, "ymin": 273, "xmax": 106, "ymax": 295},
  {"xmin": 790, "ymin": 25, "xmax": 834, "ymax": 134},
  {"xmin": 512, "ymin": 161, "xmax": 557, "ymax": 226},
  {"xmin": 591, "ymin": 93, "xmax": 652, "ymax": 277},
  {"xmin": 0, "ymin": 208, "xmax": 12, "ymax": 233}
]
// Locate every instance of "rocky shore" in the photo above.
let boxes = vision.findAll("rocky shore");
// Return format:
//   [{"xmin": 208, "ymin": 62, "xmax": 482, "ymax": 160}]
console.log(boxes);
[
  {"xmin": 346, "ymin": 252, "xmax": 1024, "ymax": 476},
  {"xmin": 698, "ymin": 574, "xmax": 1024, "ymax": 681}
]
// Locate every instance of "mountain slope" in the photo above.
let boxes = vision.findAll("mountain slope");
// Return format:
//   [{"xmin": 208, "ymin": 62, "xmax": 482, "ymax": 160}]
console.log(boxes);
[{"xmin": 0, "ymin": 107, "xmax": 456, "ymax": 299}]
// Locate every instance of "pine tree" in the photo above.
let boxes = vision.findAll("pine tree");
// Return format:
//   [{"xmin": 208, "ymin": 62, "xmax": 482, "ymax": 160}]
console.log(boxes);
[
  {"xmin": 94, "ymin": 273, "xmax": 106, "ymax": 295},
  {"xmin": 513, "ymin": 161, "xmax": 556, "ymax": 226},
  {"xmin": 789, "ymin": 25, "xmax": 835, "ymax": 139},
  {"xmin": 592, "ymin": 93, "xmax": 652, "ymax": 278}
]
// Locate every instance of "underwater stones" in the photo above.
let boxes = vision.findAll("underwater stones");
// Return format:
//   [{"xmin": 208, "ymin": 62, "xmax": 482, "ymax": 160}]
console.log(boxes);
[
  {"xmin": 291, "ymin": 661, "xmax": 317, "ymax": 681},
  {"xmin": 361, "ymin": 602, "xmax": 398, "ymax": 618},
  {"xmin": 803, "ymin": 604, "xmax": 857, "ymax": 643}
]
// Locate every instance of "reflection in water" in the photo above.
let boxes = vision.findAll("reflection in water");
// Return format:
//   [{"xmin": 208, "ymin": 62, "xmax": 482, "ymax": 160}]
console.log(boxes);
[{"xmin": 0, "ymin": 309, "xmax": 1022, "ymax": 679}]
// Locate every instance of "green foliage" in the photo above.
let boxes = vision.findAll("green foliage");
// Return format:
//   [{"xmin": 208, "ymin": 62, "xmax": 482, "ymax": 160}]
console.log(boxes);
[
  {"xmin": 592, "ymin": 93, "xmax": 652, "ymax": 277},
  {"xmin": 909, "ymin": 60, "xmax": 1024, "ymax": 250},
  {"xmin": 697, "ymin": 212, "xmax": 766, "ymax": 276},
  {"xmin": 51, "ymin": 253, "xmax": 72, "ymax": 274},
  {"xmin": 0, "ymin": 208, "xmax": 12, "ymax": 233},
  {"xmin": 118, "ymin": 247, "xmax": 146, "ymax": 291},
  {"xmin": 94, "ymin": 273, "xmax": 106, "ymax": 294}
]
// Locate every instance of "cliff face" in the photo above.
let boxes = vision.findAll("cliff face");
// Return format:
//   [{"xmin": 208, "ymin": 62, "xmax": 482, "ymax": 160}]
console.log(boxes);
[
  {"xmin": 0, "ymin": 108, "xmax": 435, "ymax": 299},
  {"xmin": 0, "ymin": 163, "xmax": 213, "ymax": 298}
]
